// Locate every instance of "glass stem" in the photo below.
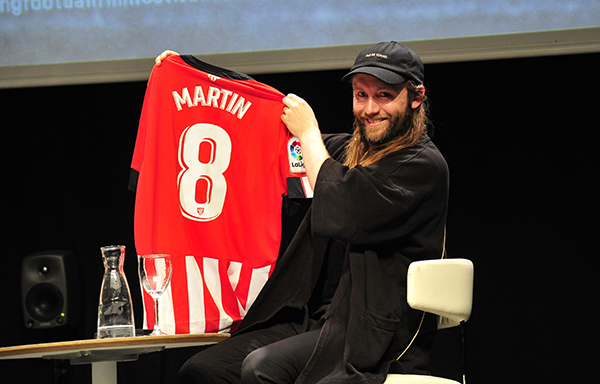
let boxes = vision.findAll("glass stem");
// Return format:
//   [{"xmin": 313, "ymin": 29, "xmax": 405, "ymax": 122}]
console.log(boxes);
[{"xmin": 154, "ymin": 298, "xmax": 160, "ymax": 333}]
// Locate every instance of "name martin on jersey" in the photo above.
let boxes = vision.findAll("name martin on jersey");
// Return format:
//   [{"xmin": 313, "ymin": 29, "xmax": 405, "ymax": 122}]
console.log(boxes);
[{"xmin": 171, "ymin": 84, "xmax": 252, "ymax": 119}]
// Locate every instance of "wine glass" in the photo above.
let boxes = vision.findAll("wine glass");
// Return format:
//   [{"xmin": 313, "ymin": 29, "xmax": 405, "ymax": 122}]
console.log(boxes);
[{"xmin": 138, "ymin": 254, "xmax": 172, "ymax": 336}]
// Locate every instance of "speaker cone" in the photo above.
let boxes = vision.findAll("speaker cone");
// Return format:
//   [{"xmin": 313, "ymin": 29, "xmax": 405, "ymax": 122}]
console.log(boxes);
[{"xmin": 25, "ymin": 283, "xmax": 64, "ymax": 322}]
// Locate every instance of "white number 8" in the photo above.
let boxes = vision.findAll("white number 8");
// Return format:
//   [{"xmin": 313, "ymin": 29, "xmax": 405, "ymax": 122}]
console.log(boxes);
[{"xmin": 178, "ymin": 123, "xmax": 232, "ymax": 221}]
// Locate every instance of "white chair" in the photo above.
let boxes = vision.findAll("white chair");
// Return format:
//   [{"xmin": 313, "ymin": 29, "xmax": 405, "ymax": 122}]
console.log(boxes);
[{"xmin": 384, "ymin": 258, "xmax": 474, "ymax": 384}]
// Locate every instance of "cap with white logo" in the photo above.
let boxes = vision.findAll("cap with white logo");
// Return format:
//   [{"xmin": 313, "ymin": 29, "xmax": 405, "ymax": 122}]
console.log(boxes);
[{"xmin": 342, "ymin": 41, "xmax": 424, "ymax": 85}]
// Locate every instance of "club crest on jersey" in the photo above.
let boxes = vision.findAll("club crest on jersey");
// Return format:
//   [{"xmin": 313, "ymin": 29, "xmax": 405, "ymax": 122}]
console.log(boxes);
[{"xmin": 288, "ymin": 137, "xmax": 305, "ymax": 173}]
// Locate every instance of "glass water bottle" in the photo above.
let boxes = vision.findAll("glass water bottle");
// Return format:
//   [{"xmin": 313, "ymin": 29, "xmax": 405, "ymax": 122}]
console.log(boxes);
[{"xmin": 97, "ymin": 245, "xmax": 135, "ymax": 338}]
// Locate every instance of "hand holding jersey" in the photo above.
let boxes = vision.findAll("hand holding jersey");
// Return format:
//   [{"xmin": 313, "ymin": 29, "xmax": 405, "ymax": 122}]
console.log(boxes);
[
  {"xmin": 281, "ymin": 94, "xmax": 330, "ymax": 190},
  {"xmin": 155, "ymin": 50, "xmax": 180, "ymax": 66}
]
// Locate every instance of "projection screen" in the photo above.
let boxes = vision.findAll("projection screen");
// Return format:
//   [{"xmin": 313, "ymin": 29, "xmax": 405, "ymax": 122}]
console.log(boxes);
[{"xmin": 1, "ymin": 0, "xmax": 599, "ymax": 88}]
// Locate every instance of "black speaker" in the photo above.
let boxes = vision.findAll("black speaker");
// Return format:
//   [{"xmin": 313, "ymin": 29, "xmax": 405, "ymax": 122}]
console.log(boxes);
[{"xmin": 21, "ymin": 250, "xmax": 79, "ymax": 329}]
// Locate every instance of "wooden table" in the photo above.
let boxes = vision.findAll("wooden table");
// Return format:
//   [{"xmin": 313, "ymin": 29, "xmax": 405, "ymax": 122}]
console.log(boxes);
[{"xmin": 0, "ymin": 333, "xmax": 230, "ymax": 384}]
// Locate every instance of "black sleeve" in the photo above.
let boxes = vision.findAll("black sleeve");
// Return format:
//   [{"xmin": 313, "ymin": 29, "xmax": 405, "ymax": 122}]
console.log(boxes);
[
  {"xmin": 128, "ymin": 168, "xmax": 139, "ymax": 192},
  {"xmin": 311, "ymin": 142, "xmax": 448, "ymax": 245},
  {"xmin": 322, "ymin": 133, "xmax": 351, "ymax": 162}
]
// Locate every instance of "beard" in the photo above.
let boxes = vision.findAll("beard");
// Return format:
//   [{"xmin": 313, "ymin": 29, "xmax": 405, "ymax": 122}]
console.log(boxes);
[{"xmin": 355, "ymin": 107, "xmax": 413, "ymax": 146}]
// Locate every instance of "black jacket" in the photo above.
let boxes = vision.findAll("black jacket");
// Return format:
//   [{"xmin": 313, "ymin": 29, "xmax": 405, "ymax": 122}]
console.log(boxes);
[{"xmin": 237, "ymin": 133, "xmax": 449, "ymax": 383}]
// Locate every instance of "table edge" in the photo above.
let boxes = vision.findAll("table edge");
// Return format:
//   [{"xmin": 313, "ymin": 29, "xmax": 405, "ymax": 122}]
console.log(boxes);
[{"xmin": 0, "ymin": 333, "xmax": 230, "ymax": 359}]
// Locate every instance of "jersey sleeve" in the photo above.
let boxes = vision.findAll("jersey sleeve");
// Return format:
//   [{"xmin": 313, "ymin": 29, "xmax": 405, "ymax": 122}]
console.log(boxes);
[
  {"xmin": 282, "ymin": 135, "xmax": 313, "ymax": 199},
  {"xmin": 129, "ymin": 67, "xmax": 159, "ymax": 190}
]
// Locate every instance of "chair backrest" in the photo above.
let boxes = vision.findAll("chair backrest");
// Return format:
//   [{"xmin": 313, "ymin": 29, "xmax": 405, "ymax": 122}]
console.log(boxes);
[{"xmin": 407, "ymin": 258, "xmax": 474, "ymax": 330}]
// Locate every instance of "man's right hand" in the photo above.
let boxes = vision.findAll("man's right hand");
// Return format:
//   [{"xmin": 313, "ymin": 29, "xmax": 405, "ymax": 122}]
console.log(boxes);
[{"xmin": 155, "ymin": 50, "xmax": 180, "ymax": 66}]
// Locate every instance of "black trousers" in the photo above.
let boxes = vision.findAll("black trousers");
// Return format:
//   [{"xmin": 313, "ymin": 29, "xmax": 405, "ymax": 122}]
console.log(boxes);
[{"xmin": 178, "ymin": 323, "xmax": 321, "ymax": 384}]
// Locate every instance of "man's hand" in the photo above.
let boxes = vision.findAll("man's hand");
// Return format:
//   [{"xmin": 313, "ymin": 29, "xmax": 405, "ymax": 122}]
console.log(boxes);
[
  {"xmin": 281, "ymin": 94, "xmax": 320, "ymax": 140},
  {"xmin": 282, "ymin": 94, "xmax": 330, "ymax": 190},
  {"xmin": 155, "ymin": 50, "xmax": 180, "ymax": 66}
]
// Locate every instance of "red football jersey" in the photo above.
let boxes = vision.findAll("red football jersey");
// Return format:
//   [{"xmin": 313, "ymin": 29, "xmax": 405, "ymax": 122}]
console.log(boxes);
[{"xmin": 131, "ymin": 55, "xmax": 311, "ymax": 334}]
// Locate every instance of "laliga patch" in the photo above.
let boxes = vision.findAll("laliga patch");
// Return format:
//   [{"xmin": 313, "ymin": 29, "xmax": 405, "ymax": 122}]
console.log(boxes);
[{"xmin": 288, "ymin": 137, "xmax": 306, "ymax": 173}]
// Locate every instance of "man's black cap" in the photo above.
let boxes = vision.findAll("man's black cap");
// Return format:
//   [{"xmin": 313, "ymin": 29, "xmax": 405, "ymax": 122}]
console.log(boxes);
[{"xmin": 342, "ymin": 41, "xmax": 424, "ymax": 85}]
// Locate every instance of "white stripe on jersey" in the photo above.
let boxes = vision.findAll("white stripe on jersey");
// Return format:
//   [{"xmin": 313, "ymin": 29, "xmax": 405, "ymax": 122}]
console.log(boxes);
[{"xmin": 186, "ymin": 256, "xmax": 206, "ymax": 334}]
